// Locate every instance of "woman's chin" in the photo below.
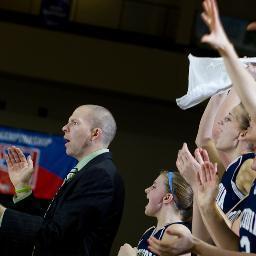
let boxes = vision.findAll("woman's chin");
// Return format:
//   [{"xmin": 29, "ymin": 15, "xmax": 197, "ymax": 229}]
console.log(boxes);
[
  {"xmin": 144, "ymin": 207, "xmax": 153, "ymax": 217},
  {"xmin": 144, "ymin": 206, "xmax": 149, "ymax": 216}
]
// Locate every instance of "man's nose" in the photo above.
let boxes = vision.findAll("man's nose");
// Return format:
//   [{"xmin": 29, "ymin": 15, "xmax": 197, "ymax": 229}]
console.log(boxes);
[{"xmin": 62, "ymin": 123, "xmax": 68, "ymax": 132}]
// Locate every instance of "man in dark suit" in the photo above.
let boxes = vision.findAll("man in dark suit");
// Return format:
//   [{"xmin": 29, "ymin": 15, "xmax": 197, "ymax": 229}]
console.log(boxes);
[{"xmin": 0, "ymin": 104, "xmax": 125, "ymax": 256}]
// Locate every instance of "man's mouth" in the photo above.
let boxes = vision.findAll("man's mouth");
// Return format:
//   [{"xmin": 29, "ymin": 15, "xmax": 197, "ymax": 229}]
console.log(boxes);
[{"xmin": 64, "ymin": 138, "xmax": 70, "ymax": 145}]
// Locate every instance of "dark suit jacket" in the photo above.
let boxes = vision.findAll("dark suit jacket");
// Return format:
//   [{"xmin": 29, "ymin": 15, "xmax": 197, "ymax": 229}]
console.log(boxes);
[
  {"xmin": 0, "ymin": 152, "xmax": 125, "ymax": 256},
  {"xmin": 0, "ymin": 194, "xmax": 51, "ymax": 256}
]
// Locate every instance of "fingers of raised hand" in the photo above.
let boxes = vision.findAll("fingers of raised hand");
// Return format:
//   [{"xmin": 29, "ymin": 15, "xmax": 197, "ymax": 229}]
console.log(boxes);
[
  {"xmin": 13, "ymin": 147, "xmax": 27, "ymax": 163},
  {"xmin": 4, "ymin": 153, "xmax": 13, "ymax": 168},
  {"xmin": 203, "ymin": 162, "xmax": 213, "ymax": 182},
  {"xmin": 201, "ymin": 0, "xmax": 222, "ymax": 34},
  {"xmin": 207, "ymin": 162, "xmax": 218, "ymax": 184},
  {"xmin": 201, "ymin": 149, "xmax": 210, "ymax": 161},
  {"xmin": 205, "ymin": 0, "xmax": 216, "ymax": 16},
  {"xmin": 148, "ymin": 237, "xmax": 172, "ymax": 255},
  {"xmin": 180, "ymin": 145, "xmax": 192, "ymax": 163},
  {"xmin": 176, "ymin": 158, "xmax": 181, "ymax": 171},
  {"xmin": 201, "ymin": 161, "xmax": 217, "ymax": 184},
  {"xmin": 201, "ymin": 12, "xmax": 211, "ymax": 27},
  {"xmin": 176, "ymin": 151, "xmax": 187, "ymax": 173},
  {"xmin": 202, "ymin": 0, "xmax": 209, "ymax": 14},
  {"xmin": 27, "ymin": 155, "xmax": 34, "ymax": 169},
  {"xmin": 7, "ymin": 147, "xmax": 17, "ymax": 164},
  {"xmin": 204, "ymin": 162, "xmax": 212, "ymax": 182},
  {"xmin": 202, "ymin": 0, "xmax": 213, "ymax": 23},
  {"xmin": 197, "ymin": 170, "xmax": 203, "ymax": 186},
  {"xmin": 194, "ymin": 148, "xmax": 204, "ymax": 165},
  {"xmin": 177, "ymin": 150, "xmax": 182, "ymax": 162},
  {"xmin": 182, "ymin": 143, "xmax": 194, "ymax": 161},
  {"xmin": 176, "ymin": 150, "xmax": 184, "ymax": 169},
  {"xmin": 7, "ymin": 147, "xmax": 26, "ymax": 165},
  {"xmin": 210, "ymin": 0, "xmax": 220, "ymax": 21},
  {"xmin": 148, "ymin": 237, "xmax": 162, "ymax": 255},
  {"xmin": 199, "ymin": 163, "xmax": 208, "ymax": 184}
]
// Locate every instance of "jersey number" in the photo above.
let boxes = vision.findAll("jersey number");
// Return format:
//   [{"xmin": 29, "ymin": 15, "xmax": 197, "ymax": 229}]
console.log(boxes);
[{"xmin": 240, "ymin": 236, "xmax": 250, "ymax": 253}]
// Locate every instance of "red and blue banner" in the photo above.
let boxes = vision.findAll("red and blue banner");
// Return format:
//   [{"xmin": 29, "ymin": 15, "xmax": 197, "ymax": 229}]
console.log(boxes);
[{"xmin": 0, "ymin": 126, "xmax": 77, "ymax": 199}]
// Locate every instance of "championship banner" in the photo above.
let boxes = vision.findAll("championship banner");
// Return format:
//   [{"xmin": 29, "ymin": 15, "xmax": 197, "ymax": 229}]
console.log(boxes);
[{"xmin": 0, "ymin": 126, "xmax": 77, "ymax": 199}]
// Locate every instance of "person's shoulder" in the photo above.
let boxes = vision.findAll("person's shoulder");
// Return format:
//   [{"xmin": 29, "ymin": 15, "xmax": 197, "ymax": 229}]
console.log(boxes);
[
  {"xmin": 162, "ymin": 223, "xmax": 191, "ymax": 242},
  {"xmin": 236, "ymin": 158, "xmax": 256, "ymax": 194},
  {"xmin": 167, "ymin": 223, "xmax": 191, "ymax": 233},
  {"xmin": 89, "ymin": 152, "xmax": 116, "ymax": 170},
  {"xmin": 239, "ymin": 158, "xmax": 253, "ymax": 173},
  {"xmin": 91, "ymin": 155, "xmax": 122, "ymax": 180},
  {"xmin": 78, "ymin": 154, "xmax": 123, "ymax": 188},
  {"xmin": 80, "ymin": 164, "xmax": 124, "ymax": 192}
]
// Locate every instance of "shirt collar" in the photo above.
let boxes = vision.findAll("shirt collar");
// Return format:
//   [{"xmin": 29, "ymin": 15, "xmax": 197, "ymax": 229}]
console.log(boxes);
[{"xmin": 75, "ymin": 148, "xmax": 109, "ymax": 171}]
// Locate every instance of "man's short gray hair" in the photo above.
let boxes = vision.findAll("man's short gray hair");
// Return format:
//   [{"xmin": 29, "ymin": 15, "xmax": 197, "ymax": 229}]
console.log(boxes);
[{"xmin": 86, "ymin": 105, "xmax": 117, "ymax": 147}]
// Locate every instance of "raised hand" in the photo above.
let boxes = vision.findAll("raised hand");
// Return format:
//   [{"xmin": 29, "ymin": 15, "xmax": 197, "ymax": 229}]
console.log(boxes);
[
  {"xmin": 176, "ymin": 143, "xmax": 201, "ymax": 191},
  {"xmin": 5, "ymin": 146, "xmax": 34, "ymax": 189},
  {"xmin": 117, "ymin": 243, "xmax": 137, "ymax": 256},
  {"xmin": 196, "ymin": 160, "xmax": 219, "ymax": 210},
  {"xmin": 194, "ymin": 148, "xmax": 210, "ymax": 164},
  {"xmin": 201, "ymin": 0, "xmax": 231, "ymax": 52},
  {"xmin": 148, "ymin": 229, "xmax": 194, "ymax": 256}
]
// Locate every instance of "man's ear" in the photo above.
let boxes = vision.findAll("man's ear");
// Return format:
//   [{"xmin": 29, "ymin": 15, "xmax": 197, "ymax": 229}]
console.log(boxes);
[
  {"xmin": 163, "ymin": 193, "xmax": 173, "ymax": 204},
  {"xmin": 91, "ymin": 128, "xmax": 102, "ymax": 141}
]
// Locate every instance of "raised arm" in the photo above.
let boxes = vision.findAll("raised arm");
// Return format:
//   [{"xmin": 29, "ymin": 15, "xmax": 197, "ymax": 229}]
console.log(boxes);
[
  {"xmin": 195, "ymin": 153, "xmax": 239, "ymax": 250},
  {"xmin": 176, "ymin": 144, "xmax": 212, "ymax": 243},
  {"xmin": 195, "ymin": 92, "xmax": 226, "ymax": 148},
  {"xmin": 196, "ymin": 88, "xmax": 240, "ymax": 177},
  {"xmin": 213, "ymin": 87, "xmax": 240, "ymax": 132},
  {"xmin": 201, "ymin": 0, "xmax": 256, "ymax": 120},
  {"xmin": 5, "ymin": 146, "xmax": 34, "ymax": 191}
]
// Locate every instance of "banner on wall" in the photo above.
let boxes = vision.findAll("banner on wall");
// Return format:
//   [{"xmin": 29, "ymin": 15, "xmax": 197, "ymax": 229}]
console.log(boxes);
[{"xmin": 0, "ymin": 126, "xmax": 77, "ymax": 200}]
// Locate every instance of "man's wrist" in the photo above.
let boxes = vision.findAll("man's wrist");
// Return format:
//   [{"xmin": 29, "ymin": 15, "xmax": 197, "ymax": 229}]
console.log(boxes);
[
  {"xmin": 15, "ymin": 185, "xmax": 32, "ymax": 194},
  {"xmin": 13, "ymin": 184, "xmax": 32, "ymax": 204}
]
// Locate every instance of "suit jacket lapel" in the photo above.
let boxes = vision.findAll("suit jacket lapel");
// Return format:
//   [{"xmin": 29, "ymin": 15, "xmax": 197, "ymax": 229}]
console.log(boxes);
[
  {"xmin": 55, "ymin": 152, "xmax": 112, "ymax": 197},
  {"xmin": 44, "ymin": 152, "xmax": 113, "ymax": 217}
]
